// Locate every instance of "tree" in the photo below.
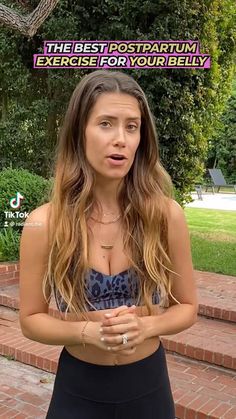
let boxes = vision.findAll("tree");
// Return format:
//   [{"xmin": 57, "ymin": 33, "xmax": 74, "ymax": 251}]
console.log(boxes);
[
  {"xmin": 207, "ymin": 76, "xmax": 236, "ymax": 182},
  {"xmin": 0, "ymin": 0, "xmax": 58, "ymax": 36}
]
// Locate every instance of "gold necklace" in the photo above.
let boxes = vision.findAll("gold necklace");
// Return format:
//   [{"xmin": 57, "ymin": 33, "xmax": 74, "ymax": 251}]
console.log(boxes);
[
  {"xmin": 88, "ymin": 208, "xmax": 122, "ymax": 248},
  {"xmin": 98, "ymin": 220, "xmax": 121, "ymax": 249},
  {"xmin": 89, "ymin": 215, "xmax": 121, "ymax": 249},
  {"xmin": 89, "ymin": 214, "xmax": 121, "ymax": 225}
]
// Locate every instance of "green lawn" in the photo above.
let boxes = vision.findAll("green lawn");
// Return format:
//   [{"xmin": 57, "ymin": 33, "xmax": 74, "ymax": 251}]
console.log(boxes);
[{"xmin": 184, "ymin": 208, "xmax": 236, "ymax": 276}]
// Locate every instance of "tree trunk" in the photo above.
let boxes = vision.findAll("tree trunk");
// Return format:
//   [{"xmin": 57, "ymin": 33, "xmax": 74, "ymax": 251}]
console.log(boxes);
[{"xmin": 0, "ymin": 0, "xmax": 59, "ymax": 37}]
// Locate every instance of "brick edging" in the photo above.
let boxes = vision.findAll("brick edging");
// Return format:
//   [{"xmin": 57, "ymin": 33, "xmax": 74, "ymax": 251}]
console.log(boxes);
[
  {"xmin": 198, "ymin": 303, "xmax": 236, "ymax": 322},
  {"xmin": 0, "ymin": 262, "xmax": 19, "ymax": 287},
  {"xmin": 162, "ymin": 337, "xmax": 235, "ymax": 371}
]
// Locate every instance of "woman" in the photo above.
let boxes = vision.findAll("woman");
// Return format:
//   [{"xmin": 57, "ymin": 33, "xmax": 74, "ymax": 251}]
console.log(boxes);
[{"xmin": 19, "ymin": 69, "xmax": 198, "ymax": 419}]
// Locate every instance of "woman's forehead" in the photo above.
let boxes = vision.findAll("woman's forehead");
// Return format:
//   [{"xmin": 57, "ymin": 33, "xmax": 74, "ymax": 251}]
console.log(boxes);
[{"xmin": 90, "ymin": 92, "xmax": 141, "ymax": 116}]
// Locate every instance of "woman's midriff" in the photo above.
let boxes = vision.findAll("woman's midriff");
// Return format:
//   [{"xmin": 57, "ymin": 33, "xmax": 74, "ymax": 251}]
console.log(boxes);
[{"xmin": 64, "ymin": 304, "xmax": 161, "ymax": 366}]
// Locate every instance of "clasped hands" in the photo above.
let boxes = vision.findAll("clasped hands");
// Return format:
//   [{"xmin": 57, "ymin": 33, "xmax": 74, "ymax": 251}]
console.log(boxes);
[{"xmin": 99, "ymin": 305, "xmax": 146, "ymax": 355}]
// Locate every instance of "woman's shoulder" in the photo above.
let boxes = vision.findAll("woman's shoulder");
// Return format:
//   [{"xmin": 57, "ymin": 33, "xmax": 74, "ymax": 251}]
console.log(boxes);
[
  {"xmin": 27, "ymin": 202, "xmax": 52, "ymax": 226},
  {"xmin": 165, "ymin": 198, "xmax": 183, "ymax": 220},
  {"xmin": 165, "ymin": 198, "xmax": 189, "ymax": 246},
  {"xmin": 20, "ymin": 203, "xmax": 52, "ymax": 261},
  {"xmin": 21, "ymin": 203, "xmax": 53, "ymax": 245}
]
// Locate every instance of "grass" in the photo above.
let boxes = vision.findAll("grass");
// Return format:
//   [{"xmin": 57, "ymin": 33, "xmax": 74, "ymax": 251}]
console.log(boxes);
[
  {"xmin": 184, "ymin": 208, "xmax": 236, "ymax": 276},
  {"xmin": 4, "ymin": 355, "xmax": 15, "ymax": 361}
]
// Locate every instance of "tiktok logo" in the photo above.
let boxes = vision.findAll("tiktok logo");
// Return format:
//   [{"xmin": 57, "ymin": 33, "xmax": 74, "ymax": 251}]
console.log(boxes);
[{"xmin": 10, "ymin": 192, "xmax": 24, "ymax": 209}]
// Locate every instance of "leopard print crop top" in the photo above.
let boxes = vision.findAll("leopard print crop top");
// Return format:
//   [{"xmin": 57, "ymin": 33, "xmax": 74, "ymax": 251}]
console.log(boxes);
[{"xmin": 53, "ymin": 267, "xmax": 160, "ymax": 312}]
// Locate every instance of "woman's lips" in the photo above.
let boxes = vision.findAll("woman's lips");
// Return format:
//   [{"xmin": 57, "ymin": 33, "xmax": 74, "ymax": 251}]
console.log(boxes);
[{"xmin": 107, "ymin": 157, "xmax": 127, "ymax": 166}]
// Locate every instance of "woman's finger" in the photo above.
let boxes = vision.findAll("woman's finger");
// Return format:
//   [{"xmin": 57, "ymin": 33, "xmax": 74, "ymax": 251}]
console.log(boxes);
[
  {"xmin": 102, "ymin": 313, "xmax": 137, "ymax": 327},
  {"xmin": 101, "ymin": 330, "xmax": 138, "ymax": 346},
  {"xmin": 103, "ymin": 305, "xmax": 135, "ymax": 319},
  {"xmin": 117, "ymin": 305, "xmax": 136, "ymax": 316},
  {"xmin": 100, "ymin": 321, "xmax": 138, "ymax": 335}
]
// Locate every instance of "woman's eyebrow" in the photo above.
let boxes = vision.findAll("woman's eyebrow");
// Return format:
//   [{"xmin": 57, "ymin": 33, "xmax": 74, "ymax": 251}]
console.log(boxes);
[{"xmin": 96, "ymin": 114, "xmax": 141, "ymax": 121}]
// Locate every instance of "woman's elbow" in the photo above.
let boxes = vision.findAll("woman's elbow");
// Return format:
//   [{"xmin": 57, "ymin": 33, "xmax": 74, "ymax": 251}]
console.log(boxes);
[{"xmin": 190, "ymin": 302, "xmax": 199, "ymax": 325}]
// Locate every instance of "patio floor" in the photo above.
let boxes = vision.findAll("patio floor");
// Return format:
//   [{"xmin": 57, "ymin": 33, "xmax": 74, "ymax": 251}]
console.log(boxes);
[{"xmin": 186, "ymin": 192, "xmax": 236, "ymax": 211}]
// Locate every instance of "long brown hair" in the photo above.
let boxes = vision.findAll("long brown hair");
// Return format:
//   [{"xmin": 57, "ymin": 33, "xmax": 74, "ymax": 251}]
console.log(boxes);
[{"xmin": 43, "ymin": 70, "xmax": 180, "ymax": 320}]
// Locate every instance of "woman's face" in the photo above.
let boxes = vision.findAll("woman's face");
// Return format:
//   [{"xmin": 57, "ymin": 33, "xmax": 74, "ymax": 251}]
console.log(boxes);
[{"xmin": 84, "ymin": 92, "xmax": 141, "ymax": 182}]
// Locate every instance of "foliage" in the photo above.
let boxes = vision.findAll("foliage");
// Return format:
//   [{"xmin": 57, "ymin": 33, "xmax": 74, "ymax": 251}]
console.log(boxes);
[
  {"xmin": 1, "ymin": 0, "xmax": 236, "ymax": 202},
  {"xmin": 0, "ymin": 168, "xmax": 52, "ymax": 230},
  {"xmin": 206, "ymin": 77, "xmax": 236, "ymax": 182},
  {"xmin": 0, "ymin": 227, "xmax": 21, "ymax": 262},
  {"xmin": 0, "ymin": 99, "xmax": 54, "ymax": 175},
  {"xmin": 173, "ymin": 186, "xmax": 187, "ymax": 207}
]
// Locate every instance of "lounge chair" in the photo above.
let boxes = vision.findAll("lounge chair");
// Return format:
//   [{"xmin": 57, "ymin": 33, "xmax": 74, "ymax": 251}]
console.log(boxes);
[{"xmin": 206, "ymin": 169, "xmax": 236, "ymax": 193}]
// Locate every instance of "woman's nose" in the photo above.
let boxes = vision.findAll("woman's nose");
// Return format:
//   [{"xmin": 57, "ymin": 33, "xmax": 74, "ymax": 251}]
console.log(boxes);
[{"xmin": 114, "ymin": 126, "xmax": 126, "ymax": 144}]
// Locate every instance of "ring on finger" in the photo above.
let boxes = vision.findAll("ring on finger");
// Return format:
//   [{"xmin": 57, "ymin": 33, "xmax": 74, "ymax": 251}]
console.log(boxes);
[{"xmin": 121, "ymin": 334, "xmax": 128, "ymax": 345}]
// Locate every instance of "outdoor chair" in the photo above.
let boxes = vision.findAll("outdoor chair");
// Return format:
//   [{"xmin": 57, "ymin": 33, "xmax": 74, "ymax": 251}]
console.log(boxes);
[
  {"xmin": 206, "ymin": 169, "xmax": 236, "ymax": 193},
  {"xmin": 194, "ymin": 184, "xmax": 203, "ymax": 200}
]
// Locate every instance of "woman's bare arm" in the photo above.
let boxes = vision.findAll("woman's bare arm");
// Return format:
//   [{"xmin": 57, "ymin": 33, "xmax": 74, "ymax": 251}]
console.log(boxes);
[
  {"xmin": 19, "ymin": 204, "xmax": 140, "ymax": 356},
  {"xmin": 19, "ymin": 204, "xmax": 89, "ymax": 346},
  {"xmin": 143, "ymin": 199, "xmax": 198, "ymax": 338}
]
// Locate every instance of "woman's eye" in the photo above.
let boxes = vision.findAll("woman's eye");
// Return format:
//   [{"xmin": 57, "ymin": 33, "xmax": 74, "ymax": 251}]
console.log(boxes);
[
  {"xmin": 128, "ymin": 124, "xmax": 138, "ymax": 130},
  {"xmin": 100, "ymin": 121, "xmax": 110, "ymax": 127},
  {"xmin": 100, "ymin": 122, "xmax": 138, "ymax": 130}
]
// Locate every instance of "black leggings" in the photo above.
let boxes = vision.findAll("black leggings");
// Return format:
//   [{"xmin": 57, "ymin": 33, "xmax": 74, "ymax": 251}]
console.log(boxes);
[{"xmin": 46, "ymin": 341, "xmax": 175, "ymax": 419}]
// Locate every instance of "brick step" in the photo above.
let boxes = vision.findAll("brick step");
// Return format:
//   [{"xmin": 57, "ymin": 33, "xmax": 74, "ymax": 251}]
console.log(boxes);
[
  {"xmin": 195, "ymin": 270, "xmax": 236, "ymax": 323},
  {"xmin": 1, "ymin": 285, "xmax": 236, "ymax": 371},
  {"xmin": 0, "ymin": 284, "xmax": 60, "ymax": 320},
  {"xmin": 1, "ymin": 271, "xmax": 236, "ymax": 323},
  {"xmin": 0, "ymin": 307, "xmax": 60, "ymax": 374},
  {"xmin": 0, "ymin": 262, "xmax": 19, "ymax": 287},
  {"xmin": 162, "ymin": 315, "xmax": 236, "ymax": 371},
  {"xmin": 168, "ymin": 350, "xmax": 236, "ymax": 419},
  {"xmin": 1, "ymin": 262, "xmax": 236, "ymax": 322},
  {"xmin": 0, "ymin": 302, "xmax": 235, "ymax": 371},
  {"xmin": 0, "ymin": 333, "xmax": 236, "ymax": 419},
  {"xmin": 0, "ymin": 307, "xmax": 236, "ymax": 380}
]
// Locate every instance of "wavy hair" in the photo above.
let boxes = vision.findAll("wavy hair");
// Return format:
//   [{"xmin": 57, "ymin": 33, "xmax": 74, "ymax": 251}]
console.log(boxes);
[{"xmin": 43, "ymin": 69, "xmax": 180, "ymax": 320}]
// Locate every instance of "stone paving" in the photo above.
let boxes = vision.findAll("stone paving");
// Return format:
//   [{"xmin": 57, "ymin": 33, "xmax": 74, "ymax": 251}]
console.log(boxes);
[
  {"xmin": 0, "ymin": 354, "xmax": 54, "ymax": 418},
  {"xmin": 186, "ymin": 192, "xmax": 236, "ymax": 211}
]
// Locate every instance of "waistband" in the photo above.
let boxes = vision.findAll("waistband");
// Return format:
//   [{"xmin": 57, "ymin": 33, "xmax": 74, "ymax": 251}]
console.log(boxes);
[{"xmin": 56, "ymin": 341, "xmax": 170, "ymax": 403}]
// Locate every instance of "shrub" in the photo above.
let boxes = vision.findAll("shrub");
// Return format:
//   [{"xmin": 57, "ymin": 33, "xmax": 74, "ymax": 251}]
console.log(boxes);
[
  {"xmin": 173, "ymin": 186, "xmax": 192, "ymax": 207},
  {"xmin": 0, "ymin": 227, "xmax": 21, "ymax": 262}
]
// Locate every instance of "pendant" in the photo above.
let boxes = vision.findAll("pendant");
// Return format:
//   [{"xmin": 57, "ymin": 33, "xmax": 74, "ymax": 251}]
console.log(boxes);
[{"xmin": 101, "ymin": 245, "xmax": 113, "ymax": 249}]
